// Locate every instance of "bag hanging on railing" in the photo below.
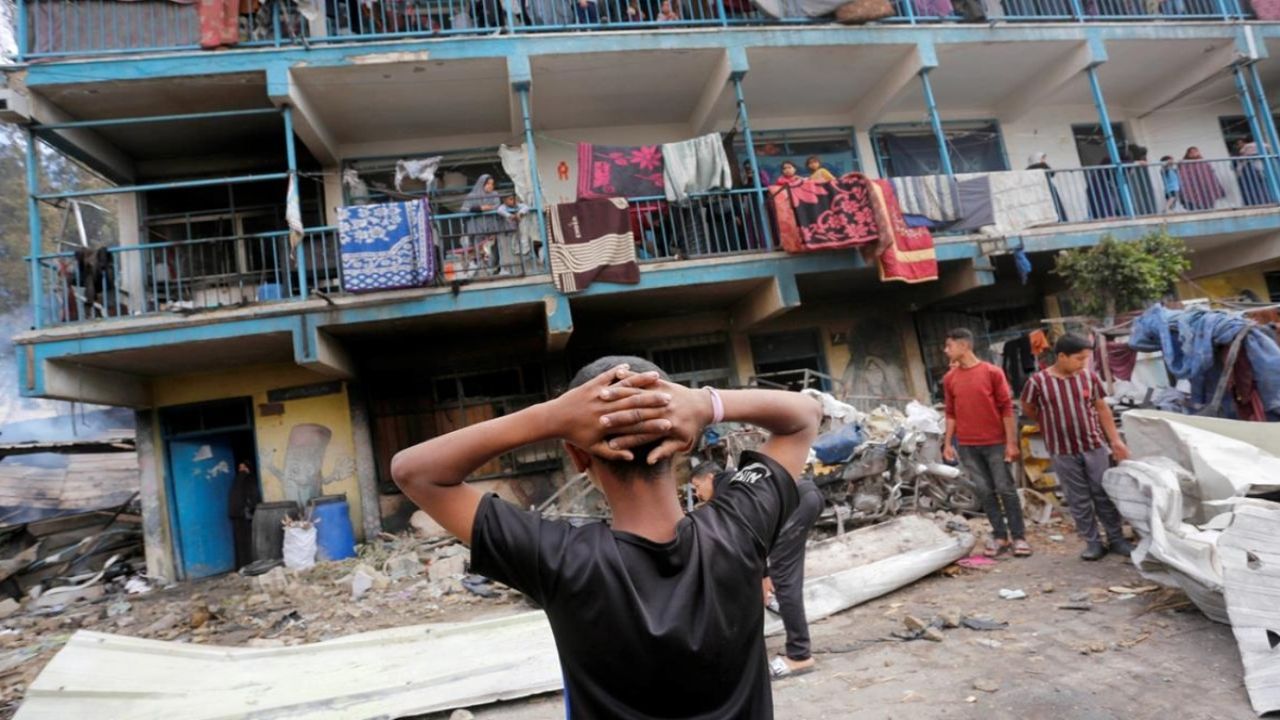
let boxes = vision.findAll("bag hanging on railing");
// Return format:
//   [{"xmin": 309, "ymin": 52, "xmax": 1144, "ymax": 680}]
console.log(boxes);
[{"xmin": 834, "ymin": 0, "xmax": 894, "ymax": 22}]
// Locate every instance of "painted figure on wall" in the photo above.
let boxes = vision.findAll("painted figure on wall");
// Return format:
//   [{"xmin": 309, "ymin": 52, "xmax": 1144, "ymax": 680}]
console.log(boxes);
[
  {"xmin": 841, "ymin": 317, "xmax": 910, "ymax": 401},
  {"xmin": 265, "ymin": 423, "xmax": 355, "ymax": 506}
]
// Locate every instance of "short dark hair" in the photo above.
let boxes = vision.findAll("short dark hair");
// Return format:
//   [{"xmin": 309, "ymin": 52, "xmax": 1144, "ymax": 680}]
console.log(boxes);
[
  {"xmin": 945, "ymin": 328, "xmax": 974, "ymax": 344},
  {"xmin": 691, "ymin": 460, "xmax": 723, "ymax": 479},
  {"xmin": 568, "ymin": 356, "xmax": 673, "ymax": 480},
  {"xmin": 780, "ymin": 160, "xmax": 796, "ymax": 170},
  {"xmin": 806, "ymin": 155, "xmax": 821, "ymax": 164},
  {"xmin": 1054, "ymin": 333, "xmax": 1092, "ymax": 356}
]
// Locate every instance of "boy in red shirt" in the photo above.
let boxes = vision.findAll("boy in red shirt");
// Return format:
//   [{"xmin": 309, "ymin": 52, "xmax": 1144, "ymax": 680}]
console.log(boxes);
[{"xmin": 941, "ymin": 328, "xmax": 1030, "ymax": 557}]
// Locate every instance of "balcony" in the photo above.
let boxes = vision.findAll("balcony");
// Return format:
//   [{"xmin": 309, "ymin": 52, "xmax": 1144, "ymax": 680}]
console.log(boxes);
[
  {"xmin": 28, "ymin": 156, "xmax": 1280, "ymax": 330},
  {"xmin": 11, "ymin": 0, "xmax": 1256, "ymax": 61}
]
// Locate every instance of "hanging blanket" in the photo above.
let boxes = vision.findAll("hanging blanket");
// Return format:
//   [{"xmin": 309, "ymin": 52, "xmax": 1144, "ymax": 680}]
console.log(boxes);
[
  {"xmin": 662, "ymin": 134, "xmax": 734, "ymax": 204},
  {"xmin": 954, "ymin": 170, "xmax": 1057, "ymax": 236},
  {"xmin": 889, "ymin": 175, "xmax": 960, "ymax": 223},
  {"xmin": 769, "ymin": 174, "xmax": 883, "ymax": 253},
  {"xmin": 577, "ymin": 144, "xmax": 666, "ymax": 200},
  {"xmin": 338, "ymin": 200, "xmax": 435, "ymax": 293},
  {"xmin": 871, "ymin": 180, "xmax": 938, "ymax": 284},
  {"xmin": 548, "ymin": 198, "xmax": 641, "ymax": 293}
]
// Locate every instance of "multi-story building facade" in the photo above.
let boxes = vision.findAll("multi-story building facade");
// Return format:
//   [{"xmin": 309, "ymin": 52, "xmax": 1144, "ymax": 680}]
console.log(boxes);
[{"xmin": 3, "ymin": 3, "xmax": 1280, "ymax": 581}]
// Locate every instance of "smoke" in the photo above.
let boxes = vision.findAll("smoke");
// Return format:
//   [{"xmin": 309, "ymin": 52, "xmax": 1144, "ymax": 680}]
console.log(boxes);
[{"xmin": 0, "ymin": 305, "xmax": 133, "ymax": 442}]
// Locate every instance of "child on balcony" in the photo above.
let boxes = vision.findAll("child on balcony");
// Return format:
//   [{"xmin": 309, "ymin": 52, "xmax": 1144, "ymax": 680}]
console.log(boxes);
[
  {"xmin": 806, "ymin": 156, "xmax": 836, "ymax": 183},
  {"xmin": 1160, "ymin": 156, "xmax": 1181, "ymax": 212},
  {"xmin": 496, "ymin": 194, "xmax": 533, "ymax": 274}
]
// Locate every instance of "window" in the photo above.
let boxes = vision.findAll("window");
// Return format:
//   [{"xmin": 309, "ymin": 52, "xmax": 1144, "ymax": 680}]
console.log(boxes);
[
  {"xmin": 1218, "ymin": 116, "xmax": 1279, "ymax": 155},
  {"xmin": 742, "ymin": 128, "xmax": 861, "ymax": 186},
  {"xmin": 749, "ymin": 330, "xmax": 827, "ymax": 391},
  {"xmin": 1072, "ymin": 123, "xmax": 1129, "ymax": 167},
  {"xmin": 1266, "ymin": 271, "xmax": 1280, "ymax": 302},
  {"xmin": 343, "ymin": 148, "xmax": 513, "ymax": 216},
  {"xmin": 871, "ymin": 121, "xmax": 1009, "ymax": 178},
  {"xmin": 570, "ymin": 335, "xmax": 734, "ymax": 389}
]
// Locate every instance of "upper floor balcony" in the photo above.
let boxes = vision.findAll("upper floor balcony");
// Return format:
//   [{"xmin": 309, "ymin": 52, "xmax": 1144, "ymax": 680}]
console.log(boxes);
[{"xmin": 10, "ymin": 0, "xmax": 1265, "ymax": 62}]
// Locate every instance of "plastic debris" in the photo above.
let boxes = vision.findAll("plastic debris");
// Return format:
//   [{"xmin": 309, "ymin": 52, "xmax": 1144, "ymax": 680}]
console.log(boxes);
[{"xmin": 998, "ymin": 589, "xmax": 1027, "ymax": 600}]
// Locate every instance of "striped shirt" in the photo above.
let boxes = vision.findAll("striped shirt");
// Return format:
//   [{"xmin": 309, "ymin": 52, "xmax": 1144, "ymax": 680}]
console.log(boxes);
[{"xmin": 1020, "ymin": 369, "xmax": 1107, "ymax": 456}]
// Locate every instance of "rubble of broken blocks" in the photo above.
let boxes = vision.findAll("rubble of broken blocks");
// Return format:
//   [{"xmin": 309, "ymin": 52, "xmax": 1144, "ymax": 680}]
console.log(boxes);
[{"xmin": 0, "ymin": 530, "xmax": 522, "ymax": 714}]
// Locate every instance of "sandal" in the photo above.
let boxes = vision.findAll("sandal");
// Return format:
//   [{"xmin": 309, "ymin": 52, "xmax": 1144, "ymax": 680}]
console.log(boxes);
[
  {"xmin": 983, "ymin": 539, "xmax": 1010, "ymax": 557},
  {"xmin": 1012, "ymin": 539, "xmax": 1033, "ymax": 557},
  {"xmin": 769, "ymin": 655, "xmax": 816, "ymax": 680}
]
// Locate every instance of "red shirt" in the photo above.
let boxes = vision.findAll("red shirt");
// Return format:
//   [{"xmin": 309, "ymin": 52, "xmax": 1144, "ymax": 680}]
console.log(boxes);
[
  {"xmin": 1020, "ymin": 369, "xmax": 1107, "ymax": 456},
  {"xmin": 943, "ymin": 361, "xmax": 1014, "ymax": 447}
]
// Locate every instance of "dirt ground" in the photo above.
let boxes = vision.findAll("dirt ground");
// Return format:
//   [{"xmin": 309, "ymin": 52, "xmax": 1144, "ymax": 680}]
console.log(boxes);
[
  {"xmin": 0, "ymin": 519, "xmax": 1256, "ymax": 720},
  {"xmin": 418, "ymin": 520, "xmax": 1255, "ymax": 720}
]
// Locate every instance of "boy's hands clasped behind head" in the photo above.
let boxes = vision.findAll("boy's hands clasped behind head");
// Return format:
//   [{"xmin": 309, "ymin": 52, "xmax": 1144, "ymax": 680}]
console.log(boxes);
[
  {"xmin": 551, "ymin": 364, "xmax": 678, "ymax": 462},
  {"xmin": 552, "ymin": 364, "xmax": 714, "ymax": 465}
]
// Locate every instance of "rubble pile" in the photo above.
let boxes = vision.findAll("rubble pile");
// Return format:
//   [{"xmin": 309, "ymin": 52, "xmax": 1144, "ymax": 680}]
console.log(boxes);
[{"xmin": 0, "ymin": 531, "xmax": 521, "ymax": 716}]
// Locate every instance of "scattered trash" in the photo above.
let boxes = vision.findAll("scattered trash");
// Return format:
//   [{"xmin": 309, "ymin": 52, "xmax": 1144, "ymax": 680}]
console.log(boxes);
[
  {"xmin": 1040, "ymin": 584, "xmax": 1055, "ymax": 594},
  {"xmin": 955, "ymin": 556, "xmax": 997, "ymax": 570},
  {"xmin": 189, "ymin": 605, "xmax": 212, "ymax": 629},
  {"xmin": 143, "ymin": 612, "xmax": 180, "ymax": 635},
  {"xmin": 239, "ymin": 559, "xmax": 284, "ymax": 577},
  {"xmin": 1109, "ymin": 585, "xmax": 1158, "ymax": 595},
  {"xmin": 349, "ymin": 564, "xmax": 389, "ymax": 600},
  {"xmin": 1048, "ymin": 534, "xmax": 1066, "ymax": 542},
  {"xmin": 972, "ymin": 679, "xmax": 1000, "ymax": 693},
  {"xmin": 998, "ymin": 589, "xmax": 1027, "ymax": 600},
  {"xmin": 256, "ymin": 566, "xmax": 291, "ymax": 595},
  {"xmin": 904, "ymin": 616, "xmax": 928, "ymax": 632},
  {"xmin": 940, "ymin": 610, "xmax": 962, "ymax": 629},
  {"xmin": 385, "ymin": 554, "xmax": 423, "ymax": 581},
  {"xmin": 282, "ymin": 517, "xmax": 318, "ymax": 571},
  {"xmin": 124, "ymin": 576, "xmax": 152, "ymax": 594},
  {"xmin": 461, "ymin": 575, "xmax": 498, "ymax": 599},
  {"xmin": 965, "ymin": 695, "xmax": 978, "ymax": 703},
  {"xmin": 972, "ymin": 638, "xmax": 1003, "ymax": 649},
  {"xmin": 428, "ymin": 553, "xmax": 468, "ymax": 583},
  {"xmin": 1058, "ymin": 603, "xmax": 1093, "ymax": 612},
  {"xmin": 961, "ymin": 617, "xmax": 1008, "ymax": 631},
  {"xmin": 922, "ymin": 627, "xmax": 945, "ymax": 642},
  {"xmin": 106, "ymin": 601, "xmax": 131, "ymax": 618}
]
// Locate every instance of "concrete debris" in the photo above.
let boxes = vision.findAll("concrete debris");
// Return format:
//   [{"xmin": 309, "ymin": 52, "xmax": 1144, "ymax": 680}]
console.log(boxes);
[
  {"xmin": 349, "ymin": 564, "xmax": 390, "ymax": 600},
  {"xmin": 143, "ymin": 613, "xmax": 180, "ymax": 635},
  {"xmin": 106, "ymin": 601, "xmax": 131, "ymax": 618},
  {"xmin": 960, "ymin": 617, "xmax": 1008, "ymax": 631},
  {"xmin": 409, "ymin": 510, "xmax": 436, "ymax": 538},
  {"xmin": 973, "ymin": 679, "xmax": 1000, "ymax": 693},
  {"xmin": 1108, "ymin": 585, "xmax": 1158, "ymax": 595},
  {"xmin": 124, "ymin": 577, "xmax": 151, "ymax": 595},
  {"xmin": 429, "ymin": 553, "xmax": 469, "ymax": 583},
  {"xmin": 189, "ymin": 605, "xmax": 212, "ymax": 630},
  {"xmin": 998, "ymin": 589, "xmax": 1027, "ymax": 600},
  {"xmin": 972, "ymin": 638, "xmax": 1003, "ymax": 649},
  {"xmin": 940, "ymin": 610, "xmax": 962, "ymax": 629},
  {"xmin": 1068, "ymin": 592, "xmax": 1090, "ymax": 603},
  {"xmin": 922, "ymin": 628, "xmax": 945, "ymax": 642},
  {"xmin": 255, "ymin": 566, "xmax": 291, "ymax": 595},
  {"xmin": 385, "ymin": 553, "xmax": 423, "ymax": 581},
  {"xmin": 0, "ymin": 598, "xmax": 21, "ymax": 619},
  {"xmin": 903, "ymin": 616, "xmax": 928, "ymax": 632},
  {"xmin": 450, "ymin": 710, "xmax": 476, "ymax": 720}
]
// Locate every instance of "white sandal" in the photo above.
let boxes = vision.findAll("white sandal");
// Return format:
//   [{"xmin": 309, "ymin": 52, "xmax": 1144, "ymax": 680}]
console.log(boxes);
[{"xmin": 769, "ymin": 655, "xmax": 816, "ymax": 679}]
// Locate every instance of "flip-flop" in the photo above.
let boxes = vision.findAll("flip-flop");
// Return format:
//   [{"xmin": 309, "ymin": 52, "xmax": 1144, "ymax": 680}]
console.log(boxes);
[
  {"xmin": 769, "ymin": 656, "xmax": 817, "ymax": 680},
  {"xmin": 1012, "ymin": 540, "xmax": 1033, "ymax": 557},
  {"xmin": 983, "ymin": 540, "xmax": 1009, "ymax": 558}
]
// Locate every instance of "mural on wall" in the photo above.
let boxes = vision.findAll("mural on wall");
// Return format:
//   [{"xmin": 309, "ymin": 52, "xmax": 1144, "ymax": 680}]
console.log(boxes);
[
  {"xmin": 265, "ymin": 422, "xmax": 356, "ymax": 507},
  {"xmin": 840, "ymin": 317, "xmax": 911, "ymax": 401}
]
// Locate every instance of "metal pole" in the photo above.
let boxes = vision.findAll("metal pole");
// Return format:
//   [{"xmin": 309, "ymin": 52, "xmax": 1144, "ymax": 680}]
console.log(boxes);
[
  {"xmin": 1247, "ymin": 62, "xmax": 1280, "ymax": 201},
  {"xmin": 34, "ymin": 108, "xmax": 283, "ymax": 131},
  {"xmin": 1086, "ymin": 65, "xmax": 1134, "ymax": 217},
  {"xmin": 16, "ymin": 0, "xmax": 28, "ymax": 61},
  {"xmin": 517, "ymin": 87, "xmax": 550, "ymax": 268},
  {"xmin": 1232, "ymin": 66, "xmax": 1280, "ymax": 203},
  {"xmin": 36, "ymin": 173, "xmax": 292, "ymax": 200},
  {"xmin": 283, "ymin": 107, "xmax": 308, "ymax": 301},
  {"xmin": 25, "ymin": 130, "xmax": 44, "ymax": 329},
  {"xmin": 919, "ymin": 69, "xmax": 953, "ymax": 176},
  {"xmin": 733, "ymin": 77, "xmax": 774, "ymax": 250}
]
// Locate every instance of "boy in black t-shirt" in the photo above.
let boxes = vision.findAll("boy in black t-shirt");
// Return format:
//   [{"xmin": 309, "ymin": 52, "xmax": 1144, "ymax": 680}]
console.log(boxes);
[{"xmin": 391, "ymin": 356, "xmax": 821, "ymax": 719}]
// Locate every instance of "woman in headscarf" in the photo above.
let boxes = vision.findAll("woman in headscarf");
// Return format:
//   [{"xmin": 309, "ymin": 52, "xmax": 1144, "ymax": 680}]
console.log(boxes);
[
  {"xmin": 1232, "ymin": 138, "xmax": 1271, "ymax": 207},
  {"xmin": 1177, "ymin": 146, "xmax": 1225, "ymax": 211},
  {"xmin": 1026, "ymin": 152, "xmax": 1066, "ymax": 222},
  {"xmin": 462, "ymin": 174, "xmax": 506, "ymax": 274}
]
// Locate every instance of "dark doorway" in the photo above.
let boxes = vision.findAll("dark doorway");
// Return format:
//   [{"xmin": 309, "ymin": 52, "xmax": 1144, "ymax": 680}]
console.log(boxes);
[{"xmin": 750, "ymin": 330, "xmax": 828, "ymax": 391}]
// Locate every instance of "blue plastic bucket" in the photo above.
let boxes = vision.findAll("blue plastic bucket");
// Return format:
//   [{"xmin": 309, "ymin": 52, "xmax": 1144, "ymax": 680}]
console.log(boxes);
[{"xmin": 309, "ymin": 494, "xmax": 357, "ymax": 562}]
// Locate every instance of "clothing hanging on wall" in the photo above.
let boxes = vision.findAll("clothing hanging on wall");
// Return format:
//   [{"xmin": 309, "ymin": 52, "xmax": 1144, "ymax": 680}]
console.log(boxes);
[{"xmin": 547, "ymin": 198, "xmax": 640, "ymax": 293}]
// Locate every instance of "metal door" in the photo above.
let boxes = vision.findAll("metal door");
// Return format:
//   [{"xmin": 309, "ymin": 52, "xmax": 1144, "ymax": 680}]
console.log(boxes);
[{"xmin": 167, "ymin": 435, "xmax": 237, "ymax": 578}]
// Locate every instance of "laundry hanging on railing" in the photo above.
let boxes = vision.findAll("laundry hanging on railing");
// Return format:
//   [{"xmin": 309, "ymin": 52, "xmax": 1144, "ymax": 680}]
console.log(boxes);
[
  {"xmin": 956, "ymin": 170, "xmax": 1058, "ymax": 237},
  {"xmin": 577, "ymin": 144, "xmax": 666, "ymax": 200},
  {"xmin": 661, "ymin": 134, "xmax": 733, "ymax": 203},
  {"xmin": 337, "ymin": 200, "xmax": 435, "ymax": 292},
  {"xmin": 500, "ymin": 144, "xmax": 542, "ymax": 256},
  {"xmin": 547, "ymin": 198, "xmax": 640, "ymax": 293},
  {"xmin": 395, "ymin": 156, "xmax": 443, "ymax": 193},
  {"xmin": 889, "ymin": 175, "xmax": 961, "ymax": 224},
  {"xmin": 286, "ymin": 173, "xmax": 304, "ymax": 248},
  {"xmin": 769, "ymin": 173, "xmax": 937, "ymax": 285},
  {"xmin": 872, "ymin": 180, "xmax": 939, "ymax": 284}
]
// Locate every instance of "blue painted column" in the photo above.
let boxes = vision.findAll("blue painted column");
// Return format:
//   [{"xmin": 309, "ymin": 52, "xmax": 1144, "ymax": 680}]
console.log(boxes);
[
  {"xmin": 1085, "ymin": 64, "xmax": 1134, "ymax": 217},
  {"xmin": 15, "ymin": 0, "xmax": 28, "ymax": 61},
  {"xmin": 732, "ymin": 76, "xmax": 774, "ymax": 250},
  {"xmin": 919, "ymin": 69, "xmax": 953, "ymax": 176},
  {"xmin": 1247, "ymin": 62, "xmax": 1280, "ymax": 199},
  {"xmin": 1232, "ymin": 65, "xmax": 1280, "ymax": 203},
  {"xmin": 25, "ymin": 129, "xmax": 44, "ymax": 329},
  {"xmin": 283, "ymin": 106, "xmax": 308, "ymax": 301},
  {"xmin": 516, "ymin": 85, "xmax": 550, "ymax": 268}
]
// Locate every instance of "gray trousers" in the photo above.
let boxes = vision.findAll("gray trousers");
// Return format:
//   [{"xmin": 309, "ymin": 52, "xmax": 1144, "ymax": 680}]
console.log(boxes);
[
  {"xmin": 958, "ymin": 444, "xmax": 1026, "ymax": 541},
  {"xmin": 1050, "ymin": 446, "xmax": 1124, "ymax": 545},
  {"xmin": 768, "ymin": 479, "xmax": 823, "ymax": 661}
]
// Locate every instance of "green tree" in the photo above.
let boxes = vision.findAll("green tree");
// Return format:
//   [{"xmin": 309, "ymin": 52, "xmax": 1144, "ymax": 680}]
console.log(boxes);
[{"xmin": 1053, "ymin": 229, "xmax": 1191, "ymax": 322}]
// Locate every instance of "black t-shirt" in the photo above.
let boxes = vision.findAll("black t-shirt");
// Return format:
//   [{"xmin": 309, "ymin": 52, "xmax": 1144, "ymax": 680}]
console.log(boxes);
[{"xmin": 470, "ymin": 450, "xmax": 798, "ymax": 720}]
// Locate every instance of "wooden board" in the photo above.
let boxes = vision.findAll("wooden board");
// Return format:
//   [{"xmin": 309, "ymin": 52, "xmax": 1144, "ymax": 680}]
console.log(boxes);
[
  {"xmin": 16, "ymin": 611, "xmax": 562, "ymax": 720},
  {"xmin": 0, "ymin": 454, "xmax": 138, "ymax": 511}
]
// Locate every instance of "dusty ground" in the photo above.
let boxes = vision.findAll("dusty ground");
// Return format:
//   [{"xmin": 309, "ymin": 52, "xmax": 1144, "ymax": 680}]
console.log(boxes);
[
  {"xmin": 419, "ymin": 520, "xmax": 1255, "ymax": 720},
  {"xmin": 0, "ymin": 519, "xmax": 1255, "ymax": 720}
]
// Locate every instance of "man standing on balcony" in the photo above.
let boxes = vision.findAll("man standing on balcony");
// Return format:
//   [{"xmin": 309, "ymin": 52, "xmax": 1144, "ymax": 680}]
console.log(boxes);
[
  {"xmin": 1020, "ymin": 334, "xmax": 1133, "ymax": 561},
  {"xmin": 941, "ymin": 329, "xmax": 1031, "ymax": 558}
]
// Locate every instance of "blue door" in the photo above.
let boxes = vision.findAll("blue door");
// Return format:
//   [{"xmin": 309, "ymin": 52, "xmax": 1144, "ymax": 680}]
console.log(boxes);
[{"xmin": 168, "ymin": 436, "xmax": 237, "ymax": 578}]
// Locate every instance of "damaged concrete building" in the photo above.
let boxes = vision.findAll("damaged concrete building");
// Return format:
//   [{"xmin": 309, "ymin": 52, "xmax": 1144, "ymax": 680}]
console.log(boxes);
[{"xmin": 4, "ymin": 2, "xmax": 1280, "ymax": 584}]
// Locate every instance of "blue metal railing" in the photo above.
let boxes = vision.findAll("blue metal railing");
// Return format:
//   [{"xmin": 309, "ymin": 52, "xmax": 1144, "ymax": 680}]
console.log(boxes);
[
  {"xmin": 625, "ymin": 188, "xmax": 772, "ymax": 262},
  {"xmin": 10, "ymin": 0, "xmax": 1251, "ymax": 60}
]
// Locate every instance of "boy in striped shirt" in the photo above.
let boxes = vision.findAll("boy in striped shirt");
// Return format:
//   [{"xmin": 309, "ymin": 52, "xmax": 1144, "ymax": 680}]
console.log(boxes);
[{"xmin": 1020, "ymin": 334, "xmax": 1133, "ymax": 561}]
